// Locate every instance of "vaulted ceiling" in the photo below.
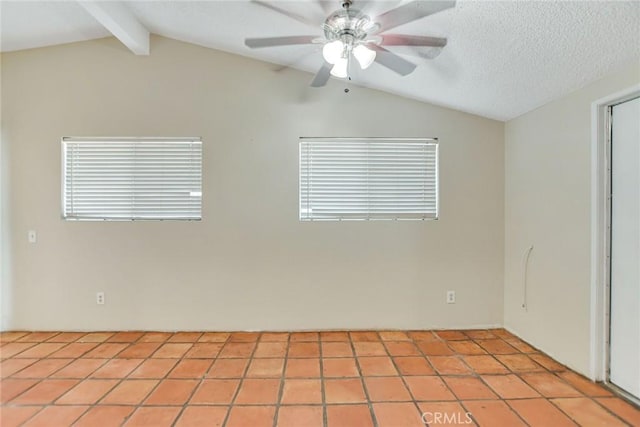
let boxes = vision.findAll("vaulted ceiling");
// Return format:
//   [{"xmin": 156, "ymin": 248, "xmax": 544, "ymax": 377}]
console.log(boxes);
[{"xmin": 2, "ymin": 1, "xmax": 639, "ymax": 121}]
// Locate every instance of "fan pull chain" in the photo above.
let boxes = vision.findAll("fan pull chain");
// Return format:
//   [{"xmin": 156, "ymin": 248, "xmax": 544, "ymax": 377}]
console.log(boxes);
[{"xmin": 344, "ymin": 76, "xmax": 352, "ymax": 93}]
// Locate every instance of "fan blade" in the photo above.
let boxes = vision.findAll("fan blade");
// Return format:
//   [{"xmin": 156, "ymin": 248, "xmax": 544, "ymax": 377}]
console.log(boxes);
[
  {"xmin": 252, "ymin": 0, "xmax": 318, "ymax": 27},
  {"xmin": 310, "ymin": 62, "xmax": 332, "ymax": 87},
  {"xmin": 245, "ymin": 36, "xmax": 317, "ymax": 48},
  {"xmin": 368, "ymin": 44, "xmax": 417, "ymax": 76},
  {"xmin": 375, "ymin": 1, "xmax": 456, "ymax": 33},
  {"xmin": 380, "ymin": 34, "xmax": 447, "ymax": 48}
]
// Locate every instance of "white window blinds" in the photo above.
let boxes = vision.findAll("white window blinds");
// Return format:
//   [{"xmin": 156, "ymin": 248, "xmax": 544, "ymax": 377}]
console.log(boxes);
[
  {"xmin": 62, "ymin": 137, "xmax": 202, "ymax": 220},
  {"xmin": 300, "ymin": 138, "xmax": 438, "ymax": 221}
]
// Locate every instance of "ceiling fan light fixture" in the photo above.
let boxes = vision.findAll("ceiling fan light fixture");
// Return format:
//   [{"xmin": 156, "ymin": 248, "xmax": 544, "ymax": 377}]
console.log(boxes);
[
  {"xmin": 330, "ymin": 57, "xmax": 349, "ymax": 78},
  {"xmin": 322, "ymin": 40, "xmax": 344, "ymax": 64},
  {"xmin": 353, "ymin": 44, "xmax": 376, "ymax": 69}
]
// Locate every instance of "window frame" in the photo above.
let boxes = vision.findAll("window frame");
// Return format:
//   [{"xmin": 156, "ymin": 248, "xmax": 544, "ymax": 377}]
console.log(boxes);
[
  {"xmin": 61, "ymin": 137, "xmax": 203, "ymax": 221},
  {"xmin": 299, "ymin": 137, "xmax": 439, "ymax": 221}
]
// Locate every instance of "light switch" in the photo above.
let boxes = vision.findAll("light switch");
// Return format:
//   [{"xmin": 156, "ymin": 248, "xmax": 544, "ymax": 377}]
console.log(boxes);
[{"xmin": 28, "ymin": 230, "xmax": 37, "ymax": 243}]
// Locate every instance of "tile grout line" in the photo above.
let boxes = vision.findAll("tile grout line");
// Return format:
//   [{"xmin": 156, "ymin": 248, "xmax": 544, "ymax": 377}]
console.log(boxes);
[
  {"xmin": 272, "ymin": 332, "xmax": 290, "ymax": 427},
  {"xmin": 318, "ymin": 333, "xmax": 327, "ymax": 427},
  {"xmin": 219, "ymin": 332, "xmax": 262, "ymax": 427},
  {"xmin": 349, "ymin": 331, "xmax": 380, "ymax": 427},
  {"xmin": 168, "ymin": 354, "xmax": 209, "ymax": 426}
]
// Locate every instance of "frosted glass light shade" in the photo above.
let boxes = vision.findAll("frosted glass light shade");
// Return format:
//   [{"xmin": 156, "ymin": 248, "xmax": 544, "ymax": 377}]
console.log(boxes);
[
  {"xmin": 322, "ymin": 40, "xmax": 344, "ymax": 64},
  {"xmin": 330, "ymin": 57, "xmax": 348, "ymax": 78},
  {"xmin": 353, "ymin": 44, "xmax": 376, "ymax": 69}
]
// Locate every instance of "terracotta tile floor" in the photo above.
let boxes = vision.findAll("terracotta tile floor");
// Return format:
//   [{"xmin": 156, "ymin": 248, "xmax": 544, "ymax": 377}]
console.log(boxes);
[{"xmin": 1, "ymin": 329, "xmax": 639, "ymax": 426}]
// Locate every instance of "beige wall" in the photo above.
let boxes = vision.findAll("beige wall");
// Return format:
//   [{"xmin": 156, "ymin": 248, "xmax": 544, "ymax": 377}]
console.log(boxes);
[
  {"xmin": 0, "ymin": 53, "xmax": 8, "ymax": 329},
  {"xmin": 504, "ymin": 61, "xmax": 640, "ymax": 376},
  {"xmin": 1, "ymin": 36, "xmax": 504, "ymax": 331}
]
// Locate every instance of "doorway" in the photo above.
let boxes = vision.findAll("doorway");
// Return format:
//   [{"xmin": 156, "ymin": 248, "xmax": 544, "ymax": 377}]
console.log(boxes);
[{"xmin": 609, "ymin": 96, "xmax": 640, "ymax": 401}]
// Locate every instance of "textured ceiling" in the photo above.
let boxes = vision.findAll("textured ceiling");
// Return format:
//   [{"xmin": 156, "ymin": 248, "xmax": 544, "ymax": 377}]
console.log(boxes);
[{"xmin": 2, "ymin": 1, "xmax": 639, "ymax": 121}]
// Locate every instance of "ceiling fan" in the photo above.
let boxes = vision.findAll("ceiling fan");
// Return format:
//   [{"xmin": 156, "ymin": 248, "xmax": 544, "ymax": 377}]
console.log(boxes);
[{"xmin": 245, "ymin": 0, "xmax": 455, "ymax": 87}]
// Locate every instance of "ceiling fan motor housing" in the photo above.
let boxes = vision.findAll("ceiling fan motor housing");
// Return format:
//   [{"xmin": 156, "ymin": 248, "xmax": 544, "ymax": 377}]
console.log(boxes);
[{"xmin": 323, "ymin": 8, "xmax": 375, "ymax": 46}]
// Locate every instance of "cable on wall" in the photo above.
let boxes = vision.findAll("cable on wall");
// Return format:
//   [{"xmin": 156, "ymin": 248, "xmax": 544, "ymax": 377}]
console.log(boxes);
[{"xmin": 522, "ymin": 245, "xmax": 534, "ymax": 311}]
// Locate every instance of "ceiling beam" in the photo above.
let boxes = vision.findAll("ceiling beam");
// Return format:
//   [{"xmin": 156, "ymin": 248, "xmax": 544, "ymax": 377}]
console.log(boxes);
[{"xmin": 78, "ymin": 1, "xmax": 149, "ymax": 55}]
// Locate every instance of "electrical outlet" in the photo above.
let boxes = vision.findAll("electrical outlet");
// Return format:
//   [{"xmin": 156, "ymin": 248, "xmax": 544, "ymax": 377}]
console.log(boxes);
[
  {"xmin": 28, "ymin": 230, "xmax": 37, "ymax": 243},
  {"xmin": 446, "ymin": 290, "xmax": 456, "ymax": 304},
  {"xmin": 96, "ymin": 292, "xmax": 105, "ymax": 305}
]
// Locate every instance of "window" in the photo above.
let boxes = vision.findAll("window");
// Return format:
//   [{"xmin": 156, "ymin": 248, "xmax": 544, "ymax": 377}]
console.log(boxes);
[
  {"xmin": 299, "ymin": 137, "xmax": 438, "ymax": 221},
  {"xmin": 62, "ymin": 137, "xmax": 202, "ymax": 220}
]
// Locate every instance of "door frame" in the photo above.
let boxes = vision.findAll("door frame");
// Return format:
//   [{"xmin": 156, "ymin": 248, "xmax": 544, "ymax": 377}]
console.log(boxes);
[{"xmin": 590, "ymin": 84, "xmax": 640, "ymax": 388}]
